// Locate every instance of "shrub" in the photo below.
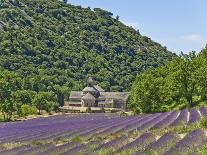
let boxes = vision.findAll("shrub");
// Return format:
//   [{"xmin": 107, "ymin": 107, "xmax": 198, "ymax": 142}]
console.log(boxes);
[
  {"xmin": 101, "ymin": 107, "xmax": 105, "ymax": 113},
  {"xmin": 31, "ymin": 140, "xmax": 43, "ymax": 146},
  {"xmin": 21, "ymin": 104, "xmax": 37, "ymax": 117},
  {"xmin": 86, "ymin": 107, "xmax": 92, "ymax": 113},
  {"xmin": 120, "ymin": 111, "xmax": 128, "ymax": 117},
  {"xmin": 133, "ymin": 107, "xmax": 142, "ymax": 115},
  {"xmin": 53, "ymin": 103, "xmax": 60, "ymax": 112},
  {"xmin": 71, "ymin": 136, "xmax": 82, "ymax": 143}
]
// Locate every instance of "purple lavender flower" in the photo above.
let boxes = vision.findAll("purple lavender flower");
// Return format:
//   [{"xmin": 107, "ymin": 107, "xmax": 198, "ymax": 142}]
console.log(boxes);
[
  {"xmin": 170, "ymin": 108, "xmax": 188, "ymax": 126},
  {"xmin": 145, "ymin": 132, "xmax": 180, "ymax": 154},
  {"xmin": 200, "ymin": 107, "xmax": 207, "ymax": 117},
  {"xmin": 116, "ymin": 132, "xmax": 156, "ymax": 153},
  {"xmin": 164, "ymin": 129, "xmax": 207, "ymax": 155},
  {"xmin": 137, "ymin": 112, "xmax": 170, "ymax": 131},
  {"xmin": 188, "ymin": 108, "xmax": 201, "ymax": 124},
  {"xmin": 16, "ymin": 143, "xmax": 54, "ymax": 155},
  {"xmin": 39, "ymin": 142, "xmax": 82, "ymax": 155},
  {"xmin": 0, "ymin": 144, "xmax": 32, "ymax": 155},
  {"xmin": 153, "ymin": 111, "xmax": 179, "ymax": 129},
  {"xmin": 95, "ymin": 135, "xmax": 127, "ymax": 151},
  {"xmin": 60, "ymin": 144, "xmax": 87, "ymax": 155}
]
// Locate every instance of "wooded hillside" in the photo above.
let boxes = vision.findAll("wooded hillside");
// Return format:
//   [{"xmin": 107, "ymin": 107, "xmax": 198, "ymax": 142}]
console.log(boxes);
[{"xmin": 0, "ymin": 0, "xmax": 175, "ymax": 92}]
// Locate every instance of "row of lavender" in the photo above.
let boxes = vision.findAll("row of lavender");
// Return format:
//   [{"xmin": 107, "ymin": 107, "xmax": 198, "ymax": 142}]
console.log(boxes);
[
  {"xmin": 0, "ymin": 107, "xmax": 206, "ymax": 154},
  {"xmin": 1, "ymin": 129, "xmax": 206, "ymax": 155}
]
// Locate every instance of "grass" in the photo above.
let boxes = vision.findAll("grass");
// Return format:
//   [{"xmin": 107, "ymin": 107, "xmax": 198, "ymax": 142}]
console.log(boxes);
[
  {"xmin": 199, "ymin": 144, "xmax": 207, "ymax": 155},
  {"xmin": 96, "ymin": 149, "xmax": 113, "ymax": 155},
  {"xmin": 71, "ymin": 136, "xmax": 83, "ymax": 143}
]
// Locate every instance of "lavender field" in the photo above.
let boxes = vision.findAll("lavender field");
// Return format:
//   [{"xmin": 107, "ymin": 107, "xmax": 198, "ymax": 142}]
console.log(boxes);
[{"xmin": 0, "ymin": 107, "xmax": 207, "ymax": 155}]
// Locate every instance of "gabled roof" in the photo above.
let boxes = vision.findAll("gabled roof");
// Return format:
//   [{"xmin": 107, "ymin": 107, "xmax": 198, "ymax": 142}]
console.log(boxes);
[
  {"xmin": 82, "ymin": 93, "xmax": 96, "ymax": 100},
  {"xmin": 99, "ymin": 92, "xmax": 130, "ymax": 101},
  {"xmin": 94, "ymin": 85, "xmax": 105, "ymax": 92},
  {"xmin": 82, "ymin": 86, "xmax": 97, "ymax": 92},
  {"xmin": 69, "ymin": 91, "xmax": 82, "ymax": 99}
]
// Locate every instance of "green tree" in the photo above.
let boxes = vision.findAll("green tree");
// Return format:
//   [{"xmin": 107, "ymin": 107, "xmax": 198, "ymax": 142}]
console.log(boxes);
[
  {"xmin": 129, "ymin": 49, "xmax": 207, "ymax": 113},
  {"xmin": 178, "ymin": 52, "xmax": 199, "ymax": 107},
  {"xmin": 0, "ymin": 70, "xmax": 21, "ymax": 120},
  {"xmin": 32, "ymin": 92, "xmax": 56, "ymax": 114},
  {"xmin": 62, "ymin": 0, "xmax": 68, "ymax": 4},
  {"xmin": 12, "ymin": 90, "xmax": 36, "ymax": 116}
]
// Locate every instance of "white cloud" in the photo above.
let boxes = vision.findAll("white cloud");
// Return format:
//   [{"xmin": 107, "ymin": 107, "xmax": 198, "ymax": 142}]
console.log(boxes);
[
  {"xmin": 180, "ymin": 34, "xmax": 203, "ymax": 43},
  {"xmin": 122, "ymin": 21, "xmax": 139, "ymax": 29}
]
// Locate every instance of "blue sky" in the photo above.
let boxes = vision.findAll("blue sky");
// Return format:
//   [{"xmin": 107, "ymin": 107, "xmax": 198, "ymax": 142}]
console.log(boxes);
[{"xmin": 69, "ymin": 0, "xmax": 207, "ymax": 54}]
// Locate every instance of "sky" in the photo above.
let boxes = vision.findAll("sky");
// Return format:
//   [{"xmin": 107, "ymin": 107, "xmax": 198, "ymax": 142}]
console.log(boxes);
[{"xmin": 69, "ymin": 0, "xmax": 207, "ymax": 54}]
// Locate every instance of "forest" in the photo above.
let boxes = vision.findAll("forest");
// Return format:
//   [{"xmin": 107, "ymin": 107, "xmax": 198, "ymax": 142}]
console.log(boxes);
[
  {"xmin": 0, "ymin": 0, "xmax": 176, "ymax": 120},
  {"xmin": 129, "ymin": 47, "xmax": 207, "ymax": 113},
  {"xmin": 0, "ymin": 0, "xmax": 175, "ymax": 91}
]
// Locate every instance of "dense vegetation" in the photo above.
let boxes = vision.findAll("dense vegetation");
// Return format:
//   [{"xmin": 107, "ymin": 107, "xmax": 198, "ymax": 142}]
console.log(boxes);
[
  {"xmin": 129, "ymin": 47, "xmax": 207, "ymax": 113},
  {"xmin": 0, "ymin": 0, "xmax": 176, "ymax": 120},
  {"xmin": 0, "ymin": 0, "xmax": 175, "ymax": 91},
  {"xmin": 0, "ymin": 68, "xmax": 60, "ymax": 120}
]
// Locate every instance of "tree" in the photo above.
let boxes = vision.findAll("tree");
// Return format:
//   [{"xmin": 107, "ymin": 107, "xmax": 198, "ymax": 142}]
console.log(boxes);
[
  {"xmin": 178, "ymin": 51, "xmax": 198, "ymax": 107},
  {"xmin": 129, "ymin": 49, "xmax": 207, "ymax": 113},
  {"xmin": 116, "ymin": 15, "xmax": 119, "ymax": 21},
  {"xmin": 0, "ymin": 70, "xmax": 21, "ymax": 120},
  {"xmin": 62, "ymin": 0, "xmax": 68, "ymax": 4},
  {"xmin": 32, "ymin": 92, "xmax": 56, "ymax": 114},
  {"xmin": 12, "ymin": 0, "xmax": 20, "ymax": 6},
  {"xmin": 12, "ymin": 90, "xmax": 36, "ymax": 116}
]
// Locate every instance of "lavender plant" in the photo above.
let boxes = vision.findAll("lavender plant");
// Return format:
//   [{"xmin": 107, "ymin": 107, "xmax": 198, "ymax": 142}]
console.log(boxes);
[
  {"xmin": 188, "ymin": 108, "xmax": 201, "ymax": 124},
  {"xmin": 200, "ymin": 107, "xmax": 207, "ymax": 117},
  {"xmin": 145, "ymin": 132, "xmax": 180, "ymax": 154},
  {"xmin": 170, "ymin": 108, "xmax": 188, "ymax": 126},
  {"xmin": 153, "ymin": 111, "xmax": 179, "ymax": 128},
  {"xmin": 115, "ymin": 132, "xmax": 156, "ymax": 154},
  {"xmin": 164, "ymin": 129, "xmax": 207, "ymax": 155}
]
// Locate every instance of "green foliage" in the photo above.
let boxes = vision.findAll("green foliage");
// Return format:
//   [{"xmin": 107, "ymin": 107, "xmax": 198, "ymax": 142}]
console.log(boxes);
[
  {"xmin": 12, "ymin": 90, "xmax": 36, "ymax": 116},
  {"xmin": 119, "ymin": 111, "xmax": 128, "ymax": 117},
  {"xmin": 0, "ymin": 0, "xmax": 177, "ymax": 119},
  {"xmin": 32, "ymin": 92, "xmax": 56, "ymax": 114},
  {"xmin": 31, "ymin": 140, "xmax": 43, "ymax": 146},
  {"xmin": 0, "ymin": 67, "xmax": 59, "ymax": 120},
  {"xmin": 97, "ymin": 148, "xmax": 114, "ymax": 155},
  {"xmin": 21, "ymin": 104, "xmax": 37, "ymax": 117},
  {"xmin": 0, "ymin": 70, "xmax": 21, "ymax": 120},
  {"xmin": 86, "ymin": 107, "xmax": 92, "ymax": 113},
  {"xmin": 133, "ymin": 106, "xmax": 142, "ymax": 115},
  {"xmin": 199, "ymin": 144, "xmax": 207, "ymax": 155},
  {"xmin": 200, "ymin": 118, "xmax": 207, "ymax": 128},
  {"xmin": 71, "ymin": 136, "xmax": 82, "ymax": 143},
  {"xmin": 101, "ymin": 107, "xmax": 105, "ymax": 113},
  {"xmin": 0, "ymin": 0, "xmax": 175, "ymax": 95},
  {"xmin": 129, "ymin": 48, "xmax": 207, "ymax": 113}
]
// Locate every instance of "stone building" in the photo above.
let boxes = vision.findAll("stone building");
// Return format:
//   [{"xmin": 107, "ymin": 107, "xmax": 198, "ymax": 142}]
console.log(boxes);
[{"xmin": 67, "ymin": 78, "xmax": 130, "ymax": 109}]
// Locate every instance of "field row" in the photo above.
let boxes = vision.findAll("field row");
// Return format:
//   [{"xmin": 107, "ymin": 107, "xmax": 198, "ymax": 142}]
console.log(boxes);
[{"xmin": 0, "ymin": 107, "xmax": 207, "ymax": 154}]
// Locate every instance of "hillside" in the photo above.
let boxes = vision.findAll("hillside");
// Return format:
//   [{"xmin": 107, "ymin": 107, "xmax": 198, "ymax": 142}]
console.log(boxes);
[{"xmin": 0, "ymin": 0, "xmax": 176, "ymax": 94}]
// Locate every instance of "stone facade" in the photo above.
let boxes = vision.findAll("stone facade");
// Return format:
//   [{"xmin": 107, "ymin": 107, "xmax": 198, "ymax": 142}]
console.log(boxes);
[{"xmin": 67, "ymin": 78, "xmax": 130, "ymax": 109}]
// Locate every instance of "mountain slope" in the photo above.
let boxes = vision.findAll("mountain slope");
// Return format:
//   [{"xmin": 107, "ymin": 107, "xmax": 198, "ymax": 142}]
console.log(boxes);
[{"xmin": 0, "ymin": 0, "xmax": 176, "ymax": 92}]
